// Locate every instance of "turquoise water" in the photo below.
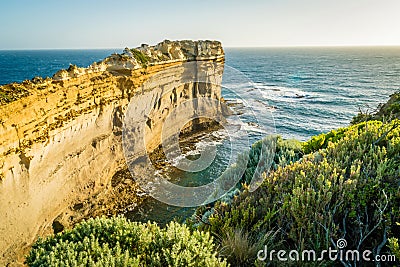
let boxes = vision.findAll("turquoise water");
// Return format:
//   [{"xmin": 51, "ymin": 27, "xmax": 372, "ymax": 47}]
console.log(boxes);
[{"xmin": 1, "ymin": 47, "xmax": 399, "ymax": 224}]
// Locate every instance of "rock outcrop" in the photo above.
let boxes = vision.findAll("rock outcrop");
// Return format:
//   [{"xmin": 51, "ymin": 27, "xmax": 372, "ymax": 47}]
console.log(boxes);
[{"xmin": 0, "ymin": 40, "xmax": 224, "ymax": 266}]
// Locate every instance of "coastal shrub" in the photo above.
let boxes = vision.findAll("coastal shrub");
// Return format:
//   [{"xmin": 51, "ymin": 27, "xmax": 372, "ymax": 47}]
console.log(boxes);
[
  {"xmin": 243, "ymin": 136, "xmax": 303, "ymax": 185},
  {"xmin": 388, "ymin": 222, "xmax": 400, "ymax": 260},
  {"xmin": 389, "ymin": 238, "xmax": 400, "ymax": 260},
  {"xmin": 26, "ymin": 216, "xmax": 228, "ymax": 267},
  {"xmin": 131, "ymin": 49, "xmax": 150, "ymax": 66},
  {"xmin": 273, "ymin": 137, "xmax": 303, "ymax": 169},
  {"xmin": 302, "ymin": 120, "xmax": 384, "ymax": 154},
  {"xmin": 188, "ymin": 135, "xmax": 304, "ymax": 229},
  {"xmin": 374, "ymin": 91, "xmax": 400, "ymax": 120},
  {"xmin": 302, "ymin": 127, "xmax": 346, "ymax": 154},
  {"xmin": 0, "ymin": 84, "xmax": 30, "ymax": 104},
  {"xmin": 352, "ymin": 91, "xmax": 400, "ymax": 124},
  {"xmin": 196, "ymin": 119, "xmax": 400, "ymax": 266}
]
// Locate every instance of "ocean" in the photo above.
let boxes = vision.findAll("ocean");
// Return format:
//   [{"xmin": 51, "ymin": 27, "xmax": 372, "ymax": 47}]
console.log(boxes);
[
  {"xmin": 0, "ymin": 49, "xmax": 119, "ymax": 86},
  {"xmin": 225, "ymin": 47, "xmax": 400, "ymax": 141},
  {"xmin": 1, "ymin": 47, "xmax": 399, "ymax": 223}
]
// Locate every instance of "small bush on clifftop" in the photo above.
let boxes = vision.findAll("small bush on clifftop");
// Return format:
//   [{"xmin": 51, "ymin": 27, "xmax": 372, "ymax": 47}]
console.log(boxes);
[
  {"xmin": 352, "ymin": 91, "xmax": 400, "ymax": 124},
  {"xmin": 131, "ymin": 49, "xmax": 150, "ymax": 67},
  {"xmin": 26, "ymin": 216, "xmax": 228, "ymax": 267}
]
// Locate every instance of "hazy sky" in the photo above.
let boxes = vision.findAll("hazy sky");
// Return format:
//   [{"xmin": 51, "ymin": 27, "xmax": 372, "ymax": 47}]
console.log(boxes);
[{"xmin": 0, "ymin": 0, "xmax": 399, "ymax": 49}]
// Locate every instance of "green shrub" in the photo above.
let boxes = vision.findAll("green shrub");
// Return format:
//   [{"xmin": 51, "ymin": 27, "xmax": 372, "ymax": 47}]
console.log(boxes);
[
  {"xmin": 188, "ymin": 135, "xmax": 304, "ymax": 230},
  {"xmin": 26, "ymin": 216, "xmax": 228, "ymax": 267},
  {"xmin": 388, "ymin": 222, "xmax": 400, "ymax": 261},
  {"xmin": 302, "ymin": 120, "xmax": 384, "ymax": 154},
  {"xmin": 273, "ymin": 137, "xmax": 304, "ymax": 169},
  {"xmin": 131, "ymin": 49, "xmax": 150, "ymax": 66},
  {"xmin": 388, "ymin": 238, "xmax": 400, "ymax": 260},
  {"xmin": 196, "ymin": 120, "xmax": 400, "ymax": 266},
  {"xmin": 242, "ymin": 135, "xmax": 303, "ymax": 186},
  {"xmin": 0, "ymin": 84, "xmax": 30, "ymax": 104},
  {"xmin": 352, "ymin": 91, "xmax": 400, "ymax": 124}
]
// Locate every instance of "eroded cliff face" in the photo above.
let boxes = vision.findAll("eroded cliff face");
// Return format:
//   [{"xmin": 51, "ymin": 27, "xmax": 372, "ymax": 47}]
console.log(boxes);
[{"xmin": 0, "ymin": 40, "xmax": 224, "ymax": 266}]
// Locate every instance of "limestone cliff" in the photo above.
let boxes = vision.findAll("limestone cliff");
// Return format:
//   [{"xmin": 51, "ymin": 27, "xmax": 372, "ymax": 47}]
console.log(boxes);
[{"xmin": 0, "ymin": 40, "xmax": 224, "ymax": 266}]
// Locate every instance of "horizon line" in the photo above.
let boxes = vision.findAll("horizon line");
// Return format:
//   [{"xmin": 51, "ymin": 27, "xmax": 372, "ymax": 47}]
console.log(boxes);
[
  {"xmin": 1, "ymin": 44, "xmax": 400, "ymax": 51},
  {"xmin": 225, "ymin": 44, "xmax": 400, "ymax": 48}
]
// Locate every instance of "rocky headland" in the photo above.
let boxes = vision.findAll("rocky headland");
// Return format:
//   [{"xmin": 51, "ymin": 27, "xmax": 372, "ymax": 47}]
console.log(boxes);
[{"xmin": 0, "ymin": 40, "xmax": 224, "ymax": 266}]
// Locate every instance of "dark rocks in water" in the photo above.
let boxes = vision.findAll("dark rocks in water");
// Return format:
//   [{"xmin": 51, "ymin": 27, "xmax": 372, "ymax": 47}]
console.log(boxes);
[{"xmin": 282, "ymin": 93, "xmax": 306, "ymax": 99}]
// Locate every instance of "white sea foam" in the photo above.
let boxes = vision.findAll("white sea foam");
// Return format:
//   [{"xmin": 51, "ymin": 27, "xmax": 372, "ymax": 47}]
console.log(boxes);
[{"xmin": 259, "ymin": 86, "xmax": 310, "ymax": 102}]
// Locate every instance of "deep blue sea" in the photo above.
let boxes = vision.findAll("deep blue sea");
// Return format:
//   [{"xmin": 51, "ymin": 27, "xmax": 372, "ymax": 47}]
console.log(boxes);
[
  {"xmin": 225, "ymin": 47, "xmax": 400, "ymax": 140},
  {"xmin": 1, "ymin": 47, "xmax": 399, "ymax": 223},
  {"xmin": 0, "ymin": 49, "xmax": 118, "ymax": 85}
]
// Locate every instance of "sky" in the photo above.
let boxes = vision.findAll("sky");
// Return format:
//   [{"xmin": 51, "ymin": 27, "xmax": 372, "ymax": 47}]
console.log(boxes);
[{"xmin": 0, "ymin": 0, "xmax": 399, "ymax": 49}]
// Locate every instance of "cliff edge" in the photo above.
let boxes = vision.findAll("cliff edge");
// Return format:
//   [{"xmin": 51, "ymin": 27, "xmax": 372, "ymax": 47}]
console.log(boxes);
[{"xmin": 0, "ymin": 40, "xmax": 224, "ymax": 266}]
